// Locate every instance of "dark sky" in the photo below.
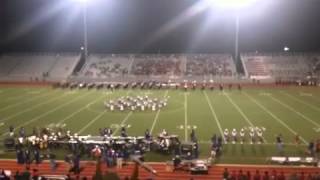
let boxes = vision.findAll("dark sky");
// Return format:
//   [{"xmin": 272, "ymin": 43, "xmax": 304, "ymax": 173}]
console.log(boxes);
[{"xmin": 1, "ymin": 0, "xmax": 320, "ymax": 53}]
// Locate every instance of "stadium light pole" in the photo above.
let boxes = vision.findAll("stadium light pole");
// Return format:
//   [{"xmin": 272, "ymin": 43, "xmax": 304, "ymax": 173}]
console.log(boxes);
[
  {"xmin": 206, "ymin": 0, "xmax": 257, "ymax": 62},
  {"xmin": 235, "ymin": 15, "xmax": 239, "ymax": 62},
  {"xmin": 77, "ymin": 0, "xmax": 88, "ymax": 61}
]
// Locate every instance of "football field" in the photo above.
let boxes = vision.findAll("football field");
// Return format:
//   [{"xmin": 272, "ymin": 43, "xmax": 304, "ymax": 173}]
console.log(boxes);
[{"xmin": 0, "ymin": 85, "xmax": 320, "ymax": 164}]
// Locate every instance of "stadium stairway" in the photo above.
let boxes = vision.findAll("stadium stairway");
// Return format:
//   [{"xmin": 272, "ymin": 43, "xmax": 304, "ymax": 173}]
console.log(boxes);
[{"xmin": 0, "ymin": 160, "xmax": 319, "ymax": 180}]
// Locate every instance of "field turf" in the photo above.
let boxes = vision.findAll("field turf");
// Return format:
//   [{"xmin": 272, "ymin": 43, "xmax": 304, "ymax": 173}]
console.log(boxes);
[{"xmin": 0, "ymin": 85, "xmax": 320, "ymax": 164}]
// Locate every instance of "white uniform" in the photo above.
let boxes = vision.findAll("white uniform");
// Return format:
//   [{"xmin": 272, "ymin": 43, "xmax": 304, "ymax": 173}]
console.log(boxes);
[
  {"xmin": 231, "ymin": 129, "xmax": 237, "ymax": 144},
  {"xmin": 224, "ymin": 129, "xmax": 229, "ymax": 142},
  {"xmin": 249, "ymin": 129, "xmax": 255, "ymax": 144},
  {"xmin": 257, "ymin": 129, "xmax": 263, "ymax": 144},
  {"xmin": 240, "ymin": 129, "xmax": 245, "ymax": 144}
]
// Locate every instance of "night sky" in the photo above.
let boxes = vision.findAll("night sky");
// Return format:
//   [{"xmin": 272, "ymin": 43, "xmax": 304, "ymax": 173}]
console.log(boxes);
[{"xmin": 1, "ymin": 0, "xmax": 320, "ymax": 54}]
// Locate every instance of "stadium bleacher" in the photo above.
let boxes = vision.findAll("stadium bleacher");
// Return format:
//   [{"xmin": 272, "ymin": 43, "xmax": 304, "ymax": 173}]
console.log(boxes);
[
  {"xmin": 0, "ymin": 53, "xmax": 80, "ymax": 82},
  {"xmin": 80, "ymin": 54, "xmax": 131, "ymax": 78},
  {"xmin": 241, "ymin": 52, "xmax": 320, "ymax": 80}
]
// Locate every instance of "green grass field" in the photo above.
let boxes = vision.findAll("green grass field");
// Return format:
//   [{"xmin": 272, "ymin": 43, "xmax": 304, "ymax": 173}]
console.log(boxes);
[{"xmin": 0, "ymin": 85, "xmax": 320, "ymax": 164}]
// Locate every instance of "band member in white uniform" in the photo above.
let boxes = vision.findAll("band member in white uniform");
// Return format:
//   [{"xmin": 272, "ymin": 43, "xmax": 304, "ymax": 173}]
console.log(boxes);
[
  {"xmin": 240, "ymin": 128, "xmax": 245, "ymax": 144},
  {"xmin": 231, "ymin": 128, "xmax": 237, "ymax": 144},
  {"xmin": 224, "ymin": 129, "xmax": 229, "ymax": 143}
]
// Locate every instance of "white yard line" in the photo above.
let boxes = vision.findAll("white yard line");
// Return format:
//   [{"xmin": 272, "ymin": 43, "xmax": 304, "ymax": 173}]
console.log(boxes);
[
  {"xmin": 150, "ymin": 90, "xmax": 169, "ymax": 134},
  {"xmin": 224, "ymin": 92, "xmax": 267, "ymax": 143},
  {"xmin": 269, "ymin": 95, "xmax": 320, "ymax": 128},
  {"xmin": 1, "ymin": 91, "xmax": 93, "ymax": 137},
  {"xmin": 112, "ymin": 112, "xmax": 133, "ymax": 135},
  {"xmin": 0, "ymin": 90, "xmax": 55, "ymax": 112},
  {"xmin": 281, "ymin": 92, "xmax": 320, "ymax": 113},
  {"xmin": 0, "ymin": 92, "xmax": 69, "ymax": 123},
  {"xmin": 184, "ymin": 93, "xmax": 188, "ymax": 142},
  {"xmin": 243, "ymin": 92, "xmax": 308, "ymax": 145},
  {"xmin": 203, "ymin": 91, "xmax": 225, "ymax": 142},
  {"xmin": 56, "ymin": 94, "xmax": 106, "ymax": 125},
  {"xmin": 77, "ymin": 110, "xmax": 107, "ymax": 134}
]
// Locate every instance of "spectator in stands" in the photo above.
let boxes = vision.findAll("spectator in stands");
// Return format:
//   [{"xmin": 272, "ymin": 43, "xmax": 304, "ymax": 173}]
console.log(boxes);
[{"xmin": 254, "ymin": 170, "xmax": 261, "ymax": 180}]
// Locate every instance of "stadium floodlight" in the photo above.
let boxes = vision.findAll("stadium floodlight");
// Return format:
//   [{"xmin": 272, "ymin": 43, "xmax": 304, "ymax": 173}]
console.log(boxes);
[
  {"xmin": 75, "ymin": 0, "xmax": 88, "ymax": 3},
  {"xmin": 207, "ymin": 0, "xmax": 257, "ymax": 10},
  {"xmin": 203, "ymin": 0, "xmax": 258, "ymax": 63},
  {"xmin": 284, "ymin": 46, "xmax": 290, "ymax": 52}
]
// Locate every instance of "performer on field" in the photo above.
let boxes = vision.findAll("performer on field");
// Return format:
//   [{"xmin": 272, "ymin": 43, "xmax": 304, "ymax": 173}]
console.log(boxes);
[
  {"xmin": 224, "ymin": 129, "xmax": 229, "ymax": 143},
  {"xmin": 231, "ymin": 128, "xmax": 237, "ymax": 144},
  {"xmin": 240, "ymin": 128, "xmax": 245, "ymax": 144}
]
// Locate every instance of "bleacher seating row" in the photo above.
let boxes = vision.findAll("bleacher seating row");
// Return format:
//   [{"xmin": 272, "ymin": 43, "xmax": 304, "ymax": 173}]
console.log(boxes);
[
  {"xmin": 79, "ymin": 53, "xmax": 236, "ymax": 79},
  {"xmin": 0, "ymin": 52, "xmax": 319, "ymax": 82},
  {"xmin": 241, "ymin": 52, "xmax": 320, "ymax": 80},
  {"xmin": 0, "ymin": 53, "xmax": 81, "ymax": 81}
]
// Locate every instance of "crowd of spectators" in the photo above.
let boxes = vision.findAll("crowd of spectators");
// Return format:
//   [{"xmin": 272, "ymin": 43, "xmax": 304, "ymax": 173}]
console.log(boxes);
[
  {"xmin": 186, "ymin": 54, "xmax": 235, "ymax": 77},
  {"xmin": 81, "ymin": 54, "xmax": 236, "ymax": 78},
  {"xmin": 131, "ymin": 54, "xmax": 182, "ymax": 76},
  {"xmin": 84, "ymin": 54, "xmax": 130, "ymax": 78}
]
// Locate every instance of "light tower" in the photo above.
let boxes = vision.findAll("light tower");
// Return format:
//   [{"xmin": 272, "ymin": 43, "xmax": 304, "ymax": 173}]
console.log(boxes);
[
  {"xmin": 77, "ymin": 0, "xmax": 88, "ymax": 60},
  {"xmin": 206, "ymin": 0, "xmax": 258, "ymax": 61}
]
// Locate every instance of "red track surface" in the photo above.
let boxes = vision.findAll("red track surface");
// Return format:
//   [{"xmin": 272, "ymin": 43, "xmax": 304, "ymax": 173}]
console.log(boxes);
[{"xmin": 1, "ymin": 160, "xmax": 319, "ymax": 180}]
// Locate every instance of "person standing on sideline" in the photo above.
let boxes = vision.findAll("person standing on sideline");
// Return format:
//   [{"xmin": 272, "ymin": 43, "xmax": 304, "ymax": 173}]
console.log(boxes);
[{"xmin": 276, "ymin": 134, "xmax": 284, "ymax": 155}]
